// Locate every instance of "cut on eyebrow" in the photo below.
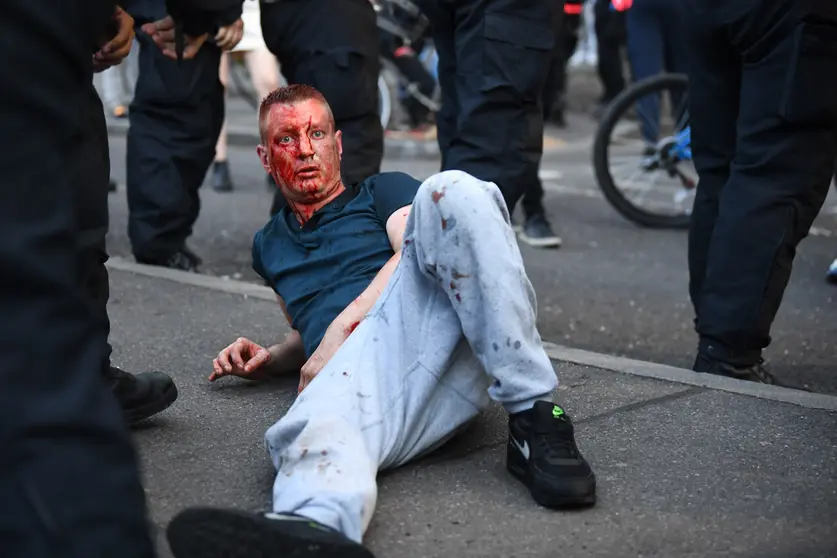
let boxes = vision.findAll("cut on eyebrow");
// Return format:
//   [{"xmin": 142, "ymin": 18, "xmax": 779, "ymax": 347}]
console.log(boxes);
[{"xmin": 272, "ymin": 122, "xmax": 329, "ymax": 134}]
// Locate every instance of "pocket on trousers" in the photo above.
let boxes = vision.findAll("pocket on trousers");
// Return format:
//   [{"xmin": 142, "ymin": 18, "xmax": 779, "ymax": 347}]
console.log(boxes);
[
  {"xmin": 778, "ymin": 22, "xmax": 837, "ymax": 125},
  {"xmin": 481, "ymin": 13, "xmax": 554, "ymax": 101}
]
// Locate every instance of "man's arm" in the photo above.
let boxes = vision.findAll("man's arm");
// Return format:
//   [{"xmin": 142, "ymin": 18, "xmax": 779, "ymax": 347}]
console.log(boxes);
[
  {"xmin": 270, "ymin": 295, "xmax": 307, "ymax": 372},
  {"xmin": 332, "ymin": 203, "xmax": 412, "ymax": 330},
  {"xmin": 296, "ymin": 205, "xmax": 412, "ymax": 392},
  {"xmin": 210, "ymin": 295, "xmax": 306, "ymax": 382}
]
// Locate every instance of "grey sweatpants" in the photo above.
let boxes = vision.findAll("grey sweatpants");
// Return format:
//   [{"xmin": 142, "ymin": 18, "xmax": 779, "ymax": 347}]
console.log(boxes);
[{"xmin": 265, "ymin": 171, "xmax": 558, "ymax": 542}]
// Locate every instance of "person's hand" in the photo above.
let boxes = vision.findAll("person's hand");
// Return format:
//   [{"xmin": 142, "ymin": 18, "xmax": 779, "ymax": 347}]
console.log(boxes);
[
  {"xmin": 215, "ymin": 18, "xmax": 244, "ymax": 51},
  {"xmin": 93, "ymin": 7, "xmax": 135, "ymax": 72},
  {"xmin": 141, "ymin": 16, "xmax": 208, "ymax": 60},
  {"xmin": 211, "ymin": 337, "xmax": 273, "ymax": 381},
  {"xmin": 298, "ymin": 319, "xmax": 357, "ymax": 393}
]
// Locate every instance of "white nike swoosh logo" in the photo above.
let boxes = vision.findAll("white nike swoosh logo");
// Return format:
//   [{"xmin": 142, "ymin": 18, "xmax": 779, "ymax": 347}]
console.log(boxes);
[{"xmin": 512, "ymin": 436, "xmax": 530, "ymax": 460}]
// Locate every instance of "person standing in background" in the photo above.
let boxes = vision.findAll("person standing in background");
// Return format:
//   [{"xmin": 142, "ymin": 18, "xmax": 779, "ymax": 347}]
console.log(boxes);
[
  {"xmin": 592, "ymin": 0, "xmax": 627, "ymax": 118},
  {"xmin": 2, "ymin": 2, "xmax": 245, "ymax": 556},
  {"xmin": 685, "ymin": 0, "xmax": 837, "ymax": 383},
  {"xmin": 543, "ymin": 0, "xmax": 583, "ymax": 129},
  {"xmin": 625, "ymin": 0, "xmax": 687, "ymax": 87},
  {"xmin": 125, "ymin": 0, "xmax": 242, "ymax": 271},
  {"xmin": 514, "ymin": 0, "xmax": 581, "ymax": 250},
  {"xmin": 417, "ymin": 0, "xmax": 559, "ymax": 218},
  {"xmin": 211, "ymin": 0, "xmax": 281, "ymax": 192}
]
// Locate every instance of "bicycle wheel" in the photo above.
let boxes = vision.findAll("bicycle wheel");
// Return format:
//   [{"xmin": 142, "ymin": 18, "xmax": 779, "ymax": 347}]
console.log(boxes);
[{"xmin": 593, "ymin": 73, "xmax": 696, "ymax": 229}]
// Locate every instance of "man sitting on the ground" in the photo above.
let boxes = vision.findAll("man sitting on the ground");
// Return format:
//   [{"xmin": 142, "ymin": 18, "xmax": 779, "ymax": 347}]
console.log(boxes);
[{"xmin": 165, "ymin": 84, "xmax": 597, "ymax": 558}]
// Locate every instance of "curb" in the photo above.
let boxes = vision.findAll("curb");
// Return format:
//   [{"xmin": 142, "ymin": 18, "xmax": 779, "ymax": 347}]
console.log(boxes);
[{"xmin": 105, "ymin": 257, "xmax": 837, "ymax": 413}]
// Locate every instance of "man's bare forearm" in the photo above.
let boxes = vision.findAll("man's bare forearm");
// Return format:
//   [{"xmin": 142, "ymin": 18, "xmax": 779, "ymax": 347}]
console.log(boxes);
[
  {"xmin": 264, "ymin": 329, "xmax": 306, "ymax": 377},
  {"xmin": 334, "ymin": 252, "xmax": 401, "ymax": 333}
]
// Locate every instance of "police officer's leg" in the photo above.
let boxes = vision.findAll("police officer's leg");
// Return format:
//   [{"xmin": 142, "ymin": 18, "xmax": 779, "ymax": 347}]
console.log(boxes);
[
  {"xmin": 435, "ymin": 0, "xmax": 557, "ymax": 213},
  {"xmin": 684, "ymin": 8, "xmax": 739, "ymax": 337},
  {"xmin": 419, "ymin": 0, "xmax": 458, "ymax": 168},
  {"xmin": 594, "ymin": 0, "xmax": 627, "ymax": 105},
  {"xmin": 0, "ymin": 1, "xmax": 154, "ymax": 556},
  {"xmin": 626, "ymin": 0, "xmax": 666, "ymax": 144},
  {"xmin": 80, "ymin": 86, "xmax": 178, "ymax": 424},
  {"xmin": 127, "ymin": 32, "xmax": 223, "ymax": 268},
  {"xmin": 262, "ymin": 0, "xmax": 382, "ymax": 190},
  {"xmin": 661, "ymin": 0, "xmax": 688, "ymax": 76},
  {"xmin": 691, "ymin": 0, "xmax": 837, "ymax": 368}
]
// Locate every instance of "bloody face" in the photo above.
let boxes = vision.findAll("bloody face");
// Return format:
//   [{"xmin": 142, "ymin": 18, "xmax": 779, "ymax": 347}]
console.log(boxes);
[{"xmin": 258, "ymin": 99, "xmax": 343, "ymax": 223}]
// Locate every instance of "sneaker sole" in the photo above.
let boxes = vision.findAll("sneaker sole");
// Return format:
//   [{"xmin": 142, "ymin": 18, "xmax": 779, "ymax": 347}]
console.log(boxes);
[
  {"xmin": 506, "ymin": 441, "xmax": 597, "ymax": 508},
  {"xmin": 167, "ymin": 507, "xmax": 374, "ymax": 558},
  {"xmin": 518, "ymin": 234, "xmax": 562, "ymax": 249},
  {"xmin": 125, "ymin": 382, "xmax": 178, "ymax": 425}
]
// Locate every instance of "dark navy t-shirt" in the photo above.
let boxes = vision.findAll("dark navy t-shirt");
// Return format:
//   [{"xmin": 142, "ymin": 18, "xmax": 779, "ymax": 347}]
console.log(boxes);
[{"xmin": 252, "ymin": 172, "xmax": 422, "ymax": 357}]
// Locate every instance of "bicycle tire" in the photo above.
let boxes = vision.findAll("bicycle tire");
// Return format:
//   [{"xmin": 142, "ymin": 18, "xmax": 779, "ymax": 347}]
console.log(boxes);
[{"xmin": 593, "ymin": 73, "xmax": 692, "ymax": 229}]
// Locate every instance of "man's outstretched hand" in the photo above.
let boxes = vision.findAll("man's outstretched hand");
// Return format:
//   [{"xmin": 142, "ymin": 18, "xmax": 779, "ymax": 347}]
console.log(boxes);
[
  {"xmin": 211, "ymin": 337, "xmax": 273, "ymax": 382},
  {"xmin": 141, "ymin": 16, "xmax": 208, "ymax": 60}
]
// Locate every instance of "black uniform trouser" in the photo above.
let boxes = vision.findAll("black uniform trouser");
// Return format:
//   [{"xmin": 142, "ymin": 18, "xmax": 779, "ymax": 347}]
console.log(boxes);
[
  {"xmin": 418, "ymin": 0, "xmax": 559, "ymax": 214},
  {"xmin": 126, "ymin": 32, "xmax": 224, "ymax": 263},
  {"xmin": 261, "ymin": 0, "xmax": 383, "ymax": 214},
  {"xmin": 522, "ymin": 3, "xmax": 577, "ymax": 219},
  {"xmin": 542, "ymin": 10, "xmax": 580, "ymax": 122},
  {"xmin": 686, "ymin": 0, "xmax": 837, "ymax": 364},
  {"xmin": 594, "ymin": 0, "xmax": 627, "ymax": 103},
  {"xmin": 78, "ymin": 86, "xmax": 116, "ymax": 370},
  {"xmin": 0, "ymin": 1, "xmax": 154, "ymax": 556}
]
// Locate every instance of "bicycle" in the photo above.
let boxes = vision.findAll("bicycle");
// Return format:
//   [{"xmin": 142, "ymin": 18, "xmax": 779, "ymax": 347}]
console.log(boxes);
[{"xmin": 592, "ymin": 72, "xmax": 696, "ymax": 228}]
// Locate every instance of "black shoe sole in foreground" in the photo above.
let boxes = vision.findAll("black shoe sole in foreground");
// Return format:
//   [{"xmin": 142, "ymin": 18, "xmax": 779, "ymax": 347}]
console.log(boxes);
[
  {"xmin": 124, "ymin": 382, "xmax": 178, "ymax": 425},
  {"xmin": 506, "ymin": 442, "xmax": 597, "ymax": 508},
  {"xmin": 167, "ymin": 508, "xmax": 374, "ymax": 558}
]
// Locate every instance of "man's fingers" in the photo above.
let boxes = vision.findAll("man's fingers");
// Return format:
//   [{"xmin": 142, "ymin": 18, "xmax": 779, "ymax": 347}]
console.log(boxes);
[
  {"xmin": 209, "ymin": 358, "xmax": 225, "ymax": 381},
  {"xmin": 244, "ymin": 349, "xmax": 271, "ymax": 372},
  {"xmin": 230, "ymin": 342, "xmax": 247, "ymax": 370},
  {"xmin": 217, "ymin": 347, "xmax": 234, "ymax": 372}
]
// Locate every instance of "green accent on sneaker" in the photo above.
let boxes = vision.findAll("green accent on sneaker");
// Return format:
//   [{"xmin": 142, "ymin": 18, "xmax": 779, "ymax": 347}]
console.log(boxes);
[{"xmin": 552, "ymin": 405, "xmax": 565, "ymax": 419}]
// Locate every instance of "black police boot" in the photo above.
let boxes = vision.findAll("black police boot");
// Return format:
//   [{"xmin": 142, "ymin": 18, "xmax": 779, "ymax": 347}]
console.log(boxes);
[
  {"xmin": 693, "ymin": 353, "xmax": 777, "ymax": 384},
  {"xmin": 137, "ymin": 246, "xmax": 201, "ymax": 273},
  {"xmin": 507, "ymin": 401, "xmax": 596, "ymax": 508},
  {"xmin": 167, "ymin": 508, "xmax": 375, "ymax": 558},
  {"xmin": 211, "ymin": 160, "xmax": 233, "ymax": 192},
  {"xmin": 105, "ymin": 366, "xmax": 178, "ymax": 425}
]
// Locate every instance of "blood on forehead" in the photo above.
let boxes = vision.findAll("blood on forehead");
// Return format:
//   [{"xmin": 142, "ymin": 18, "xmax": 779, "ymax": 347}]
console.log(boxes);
[{"xmin": 266, "ymin": 100, "xmax": 333, "ymax": 138}]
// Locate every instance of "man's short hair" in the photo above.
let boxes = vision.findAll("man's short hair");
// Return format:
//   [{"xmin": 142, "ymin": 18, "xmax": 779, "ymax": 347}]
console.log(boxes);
[{"xmin": 258, "ymin": 84, "xmax": 335, "ymax": 143}]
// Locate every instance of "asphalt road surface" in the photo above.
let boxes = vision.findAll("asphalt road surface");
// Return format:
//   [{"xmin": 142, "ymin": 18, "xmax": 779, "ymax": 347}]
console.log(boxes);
[{"xmin": 105, "ymin": 133, "xmax": 837, "ymax": 395}]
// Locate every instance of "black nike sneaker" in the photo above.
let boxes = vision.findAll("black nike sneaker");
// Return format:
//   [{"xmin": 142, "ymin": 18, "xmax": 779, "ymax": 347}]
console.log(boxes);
[
  {"xmin": 167, "ymin": 507, "xmax": 375, "ymax": 558},
  {"xmin": 105, "ymin": 366, "xmax": 178, "ymax": 425},
  {"xmin": 507, "ymin": 401, "xmax": 596, "ymax": 508}
]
